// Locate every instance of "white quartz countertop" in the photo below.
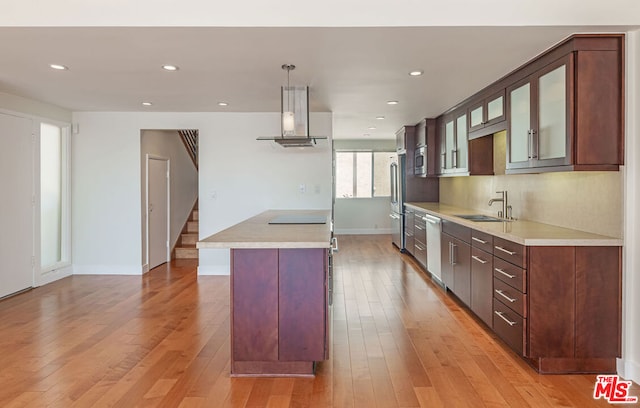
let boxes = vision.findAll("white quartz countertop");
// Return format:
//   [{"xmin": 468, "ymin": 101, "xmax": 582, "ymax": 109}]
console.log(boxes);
[
  {"xmin": 405, "ymin": 202, "xmax": 622, "ymax": 246},
  {"xmin": 197, "ymin": 210, "xmax": 332, "ymax": 249}
]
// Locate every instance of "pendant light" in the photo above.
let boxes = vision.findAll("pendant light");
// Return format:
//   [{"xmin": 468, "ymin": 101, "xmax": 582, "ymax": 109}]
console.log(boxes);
[{"xmin": 257, "ymin": 63, "xmax": 327, "ymax": 147}]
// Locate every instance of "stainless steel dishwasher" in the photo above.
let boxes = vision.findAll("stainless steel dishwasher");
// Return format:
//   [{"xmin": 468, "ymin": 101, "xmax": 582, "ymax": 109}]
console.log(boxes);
[{"xmin": 423, "ymin": 214, "xmax": 442, "ymax": 283}]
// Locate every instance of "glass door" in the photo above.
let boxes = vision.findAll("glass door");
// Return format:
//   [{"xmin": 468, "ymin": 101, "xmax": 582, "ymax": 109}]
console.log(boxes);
[{"xmin": 507, "ymin": 79, "xmax": 533, "ymax": 169}]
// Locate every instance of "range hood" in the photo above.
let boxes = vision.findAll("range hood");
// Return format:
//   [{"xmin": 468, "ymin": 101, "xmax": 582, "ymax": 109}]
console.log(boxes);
[{"xmin": 258, "ymin": 65, "xmax": 326, "ymax": 148}]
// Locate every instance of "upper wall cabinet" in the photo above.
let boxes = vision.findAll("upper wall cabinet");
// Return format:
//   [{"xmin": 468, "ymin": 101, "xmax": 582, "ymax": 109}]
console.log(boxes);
[
  {"xmin": 438, "ymin": 109, "xmax": 469, "ymax": 176},
  {"xmin": 468, "ymin": 89, "xmax": 506, "ymax": 138},
  {"xmin": 505, "ymin": 35, "xmax": 623, "ymax": 173}
]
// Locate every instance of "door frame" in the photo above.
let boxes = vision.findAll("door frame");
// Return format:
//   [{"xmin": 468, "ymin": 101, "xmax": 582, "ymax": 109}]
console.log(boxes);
[{"xmin": 145, "ymin": 154, "xmax": 170, "ymax": 273}]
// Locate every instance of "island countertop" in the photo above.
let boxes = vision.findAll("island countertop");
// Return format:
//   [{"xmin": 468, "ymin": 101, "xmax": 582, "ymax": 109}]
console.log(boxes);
[
  {"xmin": 405, "ymin": 202, "xmax": 622, "ymax": 246},
  {"xmin": 197, "ymin": 210, "xmax": 332, "ymax": 249}
]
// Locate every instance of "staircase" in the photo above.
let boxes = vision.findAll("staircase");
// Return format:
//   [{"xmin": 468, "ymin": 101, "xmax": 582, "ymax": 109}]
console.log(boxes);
[{"xmin": 174, "ymin": 204, "xmax": 199, "ymax": 259}]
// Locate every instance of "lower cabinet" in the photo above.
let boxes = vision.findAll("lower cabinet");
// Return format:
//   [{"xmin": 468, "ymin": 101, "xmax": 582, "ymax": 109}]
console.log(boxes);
[
  {"xmin": 470, "ymin": 246, "xmax": 493, "ymax": 327},
  {"xmin": 439, "ymin": 220, "xmax": 621, "ymax": 374},
  {"xmin": 414, "ymin": 210, "xmax": 427, "ymax": 268},
  {"xmin": 441, "ymin": 221, "xmax": 471, "ymax": 306},
  {"xmin": 231, "ymin": 248, "xmax": 329, "ymax": 376}
]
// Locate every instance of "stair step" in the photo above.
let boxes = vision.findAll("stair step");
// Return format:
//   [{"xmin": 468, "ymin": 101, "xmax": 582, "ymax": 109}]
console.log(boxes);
[
  {"xmin": 192, "ymin": 210, "xmax": 198, "ymax": 221},
  {"xmin": 187, "ymin": 221, "xmax": 199, "ymax": 233},
  {"xmin": 175, "ymin": 247, "xmax": 199, "ymax": 259},
  {"xmin": 181, "ymin": 233, "xmax": 198, "ymax": 245}
]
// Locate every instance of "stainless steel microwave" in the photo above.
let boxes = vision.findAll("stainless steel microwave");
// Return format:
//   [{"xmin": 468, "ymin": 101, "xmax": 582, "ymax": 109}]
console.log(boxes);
[{"xmin": 415, "ymin": 146, "xmax": 427, "ymax": 177}]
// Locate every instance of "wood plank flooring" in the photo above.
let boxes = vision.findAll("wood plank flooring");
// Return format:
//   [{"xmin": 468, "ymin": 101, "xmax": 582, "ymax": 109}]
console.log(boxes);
[{"xmin": 0, "ymin": 235, "xmax": 637, "ymax": 407}]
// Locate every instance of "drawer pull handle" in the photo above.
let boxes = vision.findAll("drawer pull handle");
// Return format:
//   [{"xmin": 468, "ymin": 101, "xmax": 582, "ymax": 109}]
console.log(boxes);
[
  {"xmin": 495, "ymin": 289, "xmax": 517, "ymax": 303},
  {"xmin": 495, "ymin": 268, "xmax": 516, "ymax": 279},
  {"xmin": 472, "ymin": 237, "xmax": 488, "ymax": 244},
  {"xmin": 415, "ymin": 244, "xmax": 425, "ymax": 251},
  {"xmin": 495, "ymin": 311, "xmax": 517, "ymax": 326},
  {"xmin": 495, "ymin": 245, "xmax": 517, "ymax": 256},
  {"xmin": 415, "ymin": 225, "xmax": 425, "ymax": 231},
  {"xmin": 472, "ymin": 255, "xmax": 488, "ymax": 264}
]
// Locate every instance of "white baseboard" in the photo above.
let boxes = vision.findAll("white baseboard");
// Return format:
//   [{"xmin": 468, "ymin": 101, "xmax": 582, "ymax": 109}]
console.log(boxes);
[
  {"xmin": 73, "ymin": 265, "xmax": 143, "ymax": 275},
  {"xmin": 334, "ymin": 228, "xmax": 392, "ymax": 235},
  {"xmin": 198, "ymin": 265, "xmax": 230, "ymax": 275},
  {"xmin": 36, "ymin": 265, "xmax": 73, "ymax": 286},
  {"xmin": 618, "ymin": 357, "xmax": 640, "ymax": 384}
]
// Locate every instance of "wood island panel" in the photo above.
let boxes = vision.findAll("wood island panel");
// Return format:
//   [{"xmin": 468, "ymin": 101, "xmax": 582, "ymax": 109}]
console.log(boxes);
[
  {"xmin": 231, "ymin": 249, "xmax": 279, "ymax": 362},
  {"xmin": 279, "ymin": 249, "xmax": 327, "ymax": 361}
]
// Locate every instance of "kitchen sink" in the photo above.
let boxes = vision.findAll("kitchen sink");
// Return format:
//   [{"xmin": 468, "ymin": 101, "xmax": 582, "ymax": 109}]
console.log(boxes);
[{"xmin": 454, "ymin": 214, "xmax": 508, "ymax": 222}]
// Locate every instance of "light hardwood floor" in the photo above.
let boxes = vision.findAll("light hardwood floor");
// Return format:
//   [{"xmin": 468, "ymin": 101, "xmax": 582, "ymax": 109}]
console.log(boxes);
[{"xmin": 0, "ymin": 235, "xmax": 637, "ymax": 407}]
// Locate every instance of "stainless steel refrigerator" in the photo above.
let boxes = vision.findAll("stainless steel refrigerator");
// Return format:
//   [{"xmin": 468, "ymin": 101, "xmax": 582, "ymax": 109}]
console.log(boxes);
[{"xmin": 390, "ymin": 154, "xmax": 405, "ymax": 251}]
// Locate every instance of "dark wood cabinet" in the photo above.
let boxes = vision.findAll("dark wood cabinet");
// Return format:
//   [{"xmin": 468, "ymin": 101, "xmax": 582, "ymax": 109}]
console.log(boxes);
[
  {"xmin": 396, "ymin": 126, "xmax": 413, "ymax": 154},
  {"xmin": 437, "ymin": 219, "xmax": 621, "ymax": 374},
  {"xmin": 505, "ymin": 35, "xmax": 623, "ymax": 173},
  {"xmin": 468, "ymin": 89, "xmax": 506, "ymax": 138},
  {"xmin": 527, "ymin": 246, "xmax": 621, "ymax": 373},
  {"xmin": 471, "ymin": 230, "xmax": 494, "ymax": 327},
  {"xmin": 404, "ymin": 207, "xmax": 415, "ymax": 256},
  {"xmin": 231, "ymin": 248, "xmax": 329, "ymax": 376},
  {"xmin": 413, "ymin": 210, "xmax": 427, "ymax": 268},
  {"xmin": 441, "ymin": 220, "xmax": 471, "ymax": 306},
  {"xmin": 438, "ymin": 109, "xmax": 469, "ymax": 176}
]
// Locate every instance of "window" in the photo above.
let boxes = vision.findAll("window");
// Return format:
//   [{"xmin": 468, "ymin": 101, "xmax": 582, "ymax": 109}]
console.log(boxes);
[
  {"xmin": 40, "ymin": 122, "xmax": 70, "ymax": 271},
  {"xmin": 335, "ymin": 151, "xmax": 394, "ymax": 198}
]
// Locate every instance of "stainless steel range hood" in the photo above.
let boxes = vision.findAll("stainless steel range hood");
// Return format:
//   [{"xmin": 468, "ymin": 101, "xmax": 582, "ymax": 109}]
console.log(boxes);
[{"xmin": 257, "ymin": 135, "xmax": 326, "ymax": 148}]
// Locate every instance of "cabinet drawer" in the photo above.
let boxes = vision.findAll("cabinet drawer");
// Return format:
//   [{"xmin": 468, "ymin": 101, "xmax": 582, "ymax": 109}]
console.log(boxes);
[
  {"xmin": 493, "ymin": 257, "xmax": 526, "ymax": 293},
  {"xmin": 471, "ymin": 230, "xmax": 493, "ymax": 253},
  {"xmin": 493, "ymin": 237, "xmax": 526, "ymax": 268},
  {"xmin": 442, "ymin": 220, "xmax": 471, "ymax": 243},
  {"xmin": 493, "ymin": 278, "xmax": 526, "ymax": 318},
  {"xmin": 414, "ymin": 240, "xmax": 427, "ymax": 268},
  {"xmin": 493, "ymin": 298, "xmax": 526, "ymax": 356}
]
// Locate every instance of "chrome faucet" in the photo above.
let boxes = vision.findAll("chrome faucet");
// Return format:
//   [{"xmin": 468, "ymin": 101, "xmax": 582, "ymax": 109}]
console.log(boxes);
[{"xmin": 488, "ymin": 190, "xmax": 509, "ymax": 219}]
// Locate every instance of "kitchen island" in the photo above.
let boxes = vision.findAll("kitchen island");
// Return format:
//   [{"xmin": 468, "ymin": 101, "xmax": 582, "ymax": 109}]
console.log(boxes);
[{"xmin": 197, "ymin": 210, "xmax": 333, "ymax": 377}]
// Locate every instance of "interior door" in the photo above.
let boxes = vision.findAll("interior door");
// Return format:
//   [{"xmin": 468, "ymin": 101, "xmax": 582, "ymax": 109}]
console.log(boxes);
[
  {"xmin": 0, "ymin": 113, "xmax": 34, "ymax": 298},
  {"xmin": 148, "ymin": 157, "xmax": 169, "ymax": 270}
]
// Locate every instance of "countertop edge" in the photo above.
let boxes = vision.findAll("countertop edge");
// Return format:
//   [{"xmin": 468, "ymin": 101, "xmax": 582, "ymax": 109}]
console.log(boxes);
[
  {"xmin": 197, "ymin": 241, "xmax": 331, "ymax": 249},
  {"xmin": 405, "ymin": 202, "xmax": 622, "ymax": 247}
]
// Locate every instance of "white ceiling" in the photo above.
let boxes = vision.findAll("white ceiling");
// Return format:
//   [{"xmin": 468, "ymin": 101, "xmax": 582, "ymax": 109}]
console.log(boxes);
[{"xmin": 0, "ymin": 26, "xmax": 636, "ymax": 139}]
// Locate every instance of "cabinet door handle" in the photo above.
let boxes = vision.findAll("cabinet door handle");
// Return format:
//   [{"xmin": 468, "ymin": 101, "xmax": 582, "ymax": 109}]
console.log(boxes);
[
  {"xmin": 472, "ymin": 255, "xmax": 488, "ymax": 264},
  {"xmin": 495, "ymin": 289, "xmax": 517, "ymax": 303},
  {"xmin": 451, "ymin": 243, "xmax": 457, "ymax": 265},
  {"xmin": 495, "ymin": 246, "xmax": 517, "ymax": 256},
  {"xmin": 471, "ymin": 237, "xmax": 487, "ymax": 244},
  {"xmin": 441, "ymin": 152, "xmax": 447, "ymax": 169},
  {"xmin": 331, "ymin": 237, "xmax": 339, "ymax": 253},
  {"xmin": 530, "ymin": 129, "xmax": 538, "ymax": 159},
  {"xmin": 494, "ymin": 311, "xmax": 517, "ymax": 326},
  {"xmin": 452, "ymin": 149, "xmax": 458, "ymax": 168},
  {"xmin": 495, "ymin": 268, "xmax": 516, "ymax": 279},
  {"xmin": 449, "ymin": 242, "xmax": 454, "ymax": 265},
  {"xmin": 527, "ymin": 129, "xmax": 532, "ymax": 159}
]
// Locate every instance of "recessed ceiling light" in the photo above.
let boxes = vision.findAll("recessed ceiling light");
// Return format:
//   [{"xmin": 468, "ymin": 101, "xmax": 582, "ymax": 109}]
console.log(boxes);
[
  {"xmin": 217, "ymin": 102, "xmax": 229, "ymax": 107},
  {"xmin": 376, "ymin": 116, "xmax": 385, "ymax": 120},
  {"xmin": 142, "ymin": 102, "xmax": 153, "ymax": 106},
  {"xmin": 162, "ymin": 65, "xmax": 179, "ymax": 71},
  {"xmin": 387, "ymin": 100, "xmax": 399, "ymax": 105},
  {"xmin": 49, "ymin": 64, "xmax": 68, "ymax": 70},
  {"xmin": 409, "ymin": 70, "xmax": 424, "ymax": 76},
  {"xmin": 368, "ymin": 126, "xmax": 377, "ymax": 130}
]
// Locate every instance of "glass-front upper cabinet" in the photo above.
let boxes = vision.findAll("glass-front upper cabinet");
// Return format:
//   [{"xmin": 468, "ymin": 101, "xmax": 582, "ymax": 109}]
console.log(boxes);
[
  {"xmin": 439, "ymin": 109, "xmax": 468, "ymax": 175},
  {"xmin": 468, "ymin": 89, "xmax": 506, "ymax": 135},
  {"xmin": 506, "ymin": 55, "xmax": 572, "ymax": 171}
]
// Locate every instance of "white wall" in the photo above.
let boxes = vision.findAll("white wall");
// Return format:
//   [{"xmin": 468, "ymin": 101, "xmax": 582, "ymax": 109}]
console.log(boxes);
[
  {"xmin": 71, "ymin": 111, "xmax": 332, "ymax": 275},
  {"xmin": 621, "ymin": 29, "xmax": 640, "ymax": 385},
  {"xmin": 140, "ymin": 130, "xmax": 198, "ymax": 269},
  {"xmin": 198, "ymin": 113, "xmax": 333, "ymax": 274}
]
